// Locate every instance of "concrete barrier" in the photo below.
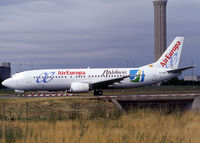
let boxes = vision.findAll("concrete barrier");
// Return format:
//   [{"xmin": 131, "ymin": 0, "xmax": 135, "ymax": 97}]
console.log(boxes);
[{"xmin": 98, "ymin": 93, "xmax": 200, "ymax": 112}]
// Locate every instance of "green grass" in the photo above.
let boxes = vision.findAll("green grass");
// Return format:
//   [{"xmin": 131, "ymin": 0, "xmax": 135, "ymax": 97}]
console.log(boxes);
[
  {"xmin": 68, "ymin": 85, "xmax": 200, "ymax": 96},
  {"xmin": 0, "ymin": 85, "xmax": 200, "ymax": 97},
  {"xmin": 0, "ymin": 90, "xmax": 15, "ymax": 97},
  {"xmin": 89, "ymin": 85, "xmax": 200, "ymax": 96}
]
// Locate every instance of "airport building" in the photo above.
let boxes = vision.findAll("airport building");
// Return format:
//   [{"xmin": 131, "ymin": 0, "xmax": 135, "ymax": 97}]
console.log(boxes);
[
  {"xmin": 0, "ymin": 62, "xmax": 11, "ymax": 81},
  {"xmin": 153, "ymin": 0, "xmax": 167, "ymax": 61}
]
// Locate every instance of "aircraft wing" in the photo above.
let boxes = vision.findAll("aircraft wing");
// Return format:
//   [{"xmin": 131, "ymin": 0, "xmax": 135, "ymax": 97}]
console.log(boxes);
[
  {"xmin": 167, "ymin": 65, "xmax": 195, "ymax": 73},
  {"xmin": 91, "ymin": 75, "xmax": 130, "ymax": 89}
]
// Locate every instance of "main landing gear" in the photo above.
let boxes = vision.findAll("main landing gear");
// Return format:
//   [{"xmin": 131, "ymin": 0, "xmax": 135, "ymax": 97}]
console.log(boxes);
[{"xmin": 93, "ymin": 89, "xmax": 103, "ymax": 96}]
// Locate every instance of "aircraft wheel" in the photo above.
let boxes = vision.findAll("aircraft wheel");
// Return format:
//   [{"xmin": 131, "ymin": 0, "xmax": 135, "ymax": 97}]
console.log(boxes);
[{"xmin": 94, "ymin": 90, "xmax": 103, "ymax": 96}]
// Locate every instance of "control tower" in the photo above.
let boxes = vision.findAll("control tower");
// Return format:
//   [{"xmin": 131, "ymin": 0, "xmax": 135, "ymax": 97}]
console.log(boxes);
[{"xmin": 153, "ymin": 0, "xmax": 167, "ymax": 61}]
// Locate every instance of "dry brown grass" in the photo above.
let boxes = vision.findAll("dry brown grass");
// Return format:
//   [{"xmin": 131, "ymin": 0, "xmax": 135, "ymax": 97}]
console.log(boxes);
[
  {"xmin": 0, "ymin": 97, "xmax": 117, "ymax": 121},
  {"xmin": 0, "ymin": 87, "xmax": 200, "ymax": 143},
  {"xmin": 0, "ymin": 110, "xmax": 200, "ymax": 143}
]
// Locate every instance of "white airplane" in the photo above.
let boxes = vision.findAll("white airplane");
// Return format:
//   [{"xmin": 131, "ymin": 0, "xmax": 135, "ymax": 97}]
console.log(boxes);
[{"xmin": 2, "ymin": 37, "xmax": 194, "ymax": 95}]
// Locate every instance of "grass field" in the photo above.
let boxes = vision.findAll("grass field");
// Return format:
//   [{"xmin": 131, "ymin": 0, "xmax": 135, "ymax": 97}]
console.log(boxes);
[
  {"xmin": 0, "ymin": 110, "xmax": 200, "ymax": 143},
  {"xmin": 1, "ymin": 85, "xmax": 200, "ymax": 97},
  {"xmin": 0, "ymin": 97, "xmax": 118, "ymax": 121},
  {"xmin": 73, "ymin": 85, "xmax": 200, "ymax": 96},
  {"xmin": 0, "ymin": 86, "xmax": 200, "ymax": 143}
]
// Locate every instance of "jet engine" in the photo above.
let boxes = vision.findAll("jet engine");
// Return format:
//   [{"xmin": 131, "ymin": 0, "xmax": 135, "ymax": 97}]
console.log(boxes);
[{"xmin": 70, "ymin": 82, "xmax": 90, "ymax": 93}]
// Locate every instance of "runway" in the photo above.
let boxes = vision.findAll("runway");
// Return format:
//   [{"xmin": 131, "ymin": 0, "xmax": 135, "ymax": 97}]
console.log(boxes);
[{"xmin": 1, "ymin": 92, "xmax": 200, "ymax": 99}]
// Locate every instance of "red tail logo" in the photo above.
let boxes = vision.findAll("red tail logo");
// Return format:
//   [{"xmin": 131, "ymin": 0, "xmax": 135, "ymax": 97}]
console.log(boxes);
[{"xmin": 160, "ymin": 41, "xmax": 181, "ymax": 68}]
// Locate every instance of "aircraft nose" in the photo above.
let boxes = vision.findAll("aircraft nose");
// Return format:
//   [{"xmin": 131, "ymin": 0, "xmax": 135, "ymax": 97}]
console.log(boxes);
[
  {"xmin": 2, "ymin": 79, "xmax": 8, "ymax": 87},
  {"xmin": 2, "ymin": 78, "xmax": 17, "ymax": 89}
]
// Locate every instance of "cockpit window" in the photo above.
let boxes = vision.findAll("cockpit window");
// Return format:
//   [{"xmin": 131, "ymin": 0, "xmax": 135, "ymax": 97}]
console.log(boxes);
[{"xmin": 11, "ymin": 73, "xmax": 18, "ymax": 78}]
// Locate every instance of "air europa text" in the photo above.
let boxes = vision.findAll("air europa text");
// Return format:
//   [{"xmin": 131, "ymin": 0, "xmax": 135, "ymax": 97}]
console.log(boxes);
[
  {"xmin": 58, "ymin": 71, "xmax": 86, "ymax": 75},
  {"xmin": 160, "ymin": 41, "xmax": 181, "ymax": 67}
]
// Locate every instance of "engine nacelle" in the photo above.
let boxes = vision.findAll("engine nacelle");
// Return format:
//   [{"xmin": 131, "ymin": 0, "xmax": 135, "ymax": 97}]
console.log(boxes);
[{"xmin": 70, "ymin": 82, "xmax": 89, "ymax": 93}]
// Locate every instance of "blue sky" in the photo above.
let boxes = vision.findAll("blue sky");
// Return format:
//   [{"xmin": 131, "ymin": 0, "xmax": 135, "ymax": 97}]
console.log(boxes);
[{"xmin": 0, "ymin": 0, "xmax": 199, "ymax": 77}]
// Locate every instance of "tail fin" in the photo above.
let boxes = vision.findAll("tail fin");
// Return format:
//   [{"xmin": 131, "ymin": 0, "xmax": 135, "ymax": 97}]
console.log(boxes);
[{"xmin": 154, "ymin": 37, "xmax": 184, "ymax": 70}]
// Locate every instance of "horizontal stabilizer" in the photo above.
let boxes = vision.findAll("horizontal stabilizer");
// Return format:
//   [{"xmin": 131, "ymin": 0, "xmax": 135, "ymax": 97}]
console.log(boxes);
[{"xmin": 167, "ymin": 65, "xmax": 195, "ymax": 73}]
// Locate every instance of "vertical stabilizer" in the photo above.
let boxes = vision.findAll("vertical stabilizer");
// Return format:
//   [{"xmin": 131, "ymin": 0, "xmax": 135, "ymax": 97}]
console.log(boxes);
[{"xmin": 154, "ymin": 37, "xmax": 184, "ymax": 70}]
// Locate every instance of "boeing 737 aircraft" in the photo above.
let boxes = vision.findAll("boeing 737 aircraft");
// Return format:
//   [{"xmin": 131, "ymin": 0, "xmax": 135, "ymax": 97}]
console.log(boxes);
[{"xmin": 2, "ymin": 37, "xmax": 194, "ymax": 95}]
